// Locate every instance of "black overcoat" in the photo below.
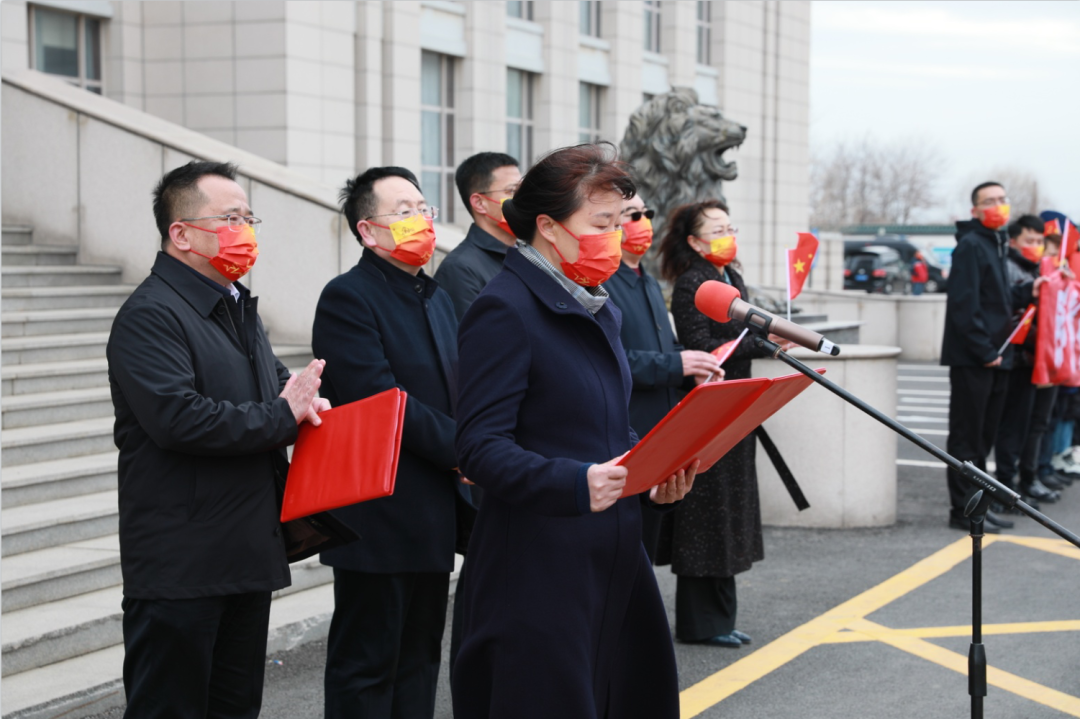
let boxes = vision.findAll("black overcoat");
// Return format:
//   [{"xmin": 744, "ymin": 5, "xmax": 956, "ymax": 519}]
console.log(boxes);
[
  {"xmin": 313, "ymin": 248, "xmax": 461, "ymax": 574},
  {"xmin": 665, "ymin": 257, "xmax": 767, "ymax": 578},
  {"xmin": 433, "ymin": 223, "xmax": 510, "ymax": 321},
  {"xmin": 451, "ymin": 248, "xmax": 679, "ymax": 719},
  {"xmin": 107, "ymin": 253, "xmax": 296, "ymax": 599}
]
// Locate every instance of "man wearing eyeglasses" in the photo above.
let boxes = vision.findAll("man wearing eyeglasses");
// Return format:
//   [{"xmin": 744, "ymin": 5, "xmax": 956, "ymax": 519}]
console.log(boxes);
[
  {"xmin": 435, "ymin": 152, "xmax": 522, "ymax": 320},
  {"xmin": 107, "ymin": 161, "xmax": 343, "ymax": 718},
  {"xmin": 313, "ymin": 167, "xmax": 462, "ymax": 719},
  {"xmin": 941, "ymin": 181, "xmax": 1040, "ymax": 534},
  {"xmin": 605, "ymin": 193, "xmax": 721, "ymax": 560}
]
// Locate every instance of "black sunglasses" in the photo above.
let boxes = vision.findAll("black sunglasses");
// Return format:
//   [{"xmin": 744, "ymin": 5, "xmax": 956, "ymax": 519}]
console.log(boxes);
[{"xmin": 627, "ymin": 209, "xmax": 655, "ymax": 222}]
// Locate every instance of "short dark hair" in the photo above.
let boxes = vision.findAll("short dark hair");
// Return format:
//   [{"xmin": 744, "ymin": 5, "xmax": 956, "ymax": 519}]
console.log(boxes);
[
  {"xmin": 659, "ymin": 200, "xmax": 730, "ymax": 282},
  {"xmin": 501, "ymin": 143, "xmax": 635, "ymax": 244},
  {"xmin": 971, "ymin": 181, "xmax": 1004, "ymax": 207},
  {"xmin": 1008, "ymin": 214, "xmax": 1046, "ymax": 240},
  {"xmin": 339, "ymin": 167, "xmax": 421, "ymax": 242},
  {"xmin": 153, "ymin": 161, "xmax": 238, "ymax": 244},
  {"xmin": 455, "ymin": 152, "xmax": 520, "ymax": 219}
]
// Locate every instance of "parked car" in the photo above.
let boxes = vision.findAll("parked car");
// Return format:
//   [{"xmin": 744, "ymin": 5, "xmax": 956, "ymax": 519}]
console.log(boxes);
[
  {"xmin": 923, "ymin": 256, "xmax": 949, "ymax": 293},
  {"xmin": 844, "ymin": 246, "xmax": 910, "ymax": 294}
]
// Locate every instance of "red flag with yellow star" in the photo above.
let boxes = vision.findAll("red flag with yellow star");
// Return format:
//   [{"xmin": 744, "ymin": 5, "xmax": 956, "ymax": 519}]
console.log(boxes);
[{"xmin": 787, "ymin": 232, "xmax": 818, "ymax": 300}]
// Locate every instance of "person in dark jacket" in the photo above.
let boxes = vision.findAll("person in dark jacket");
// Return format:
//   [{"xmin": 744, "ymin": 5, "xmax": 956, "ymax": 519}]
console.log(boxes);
[
  {"xmin": 993, "ymin": 214, "xmax": 1061, "ymax": 506},
  {"xmin": 658, "ymin": 199, "xmax": 771, "ymax": 649},
  {"xmin": 941, "ymin": 181, "xmax": 1040, "ymax": 533},
  {"xmin": 606, "ymin": 191, "xmax": 720, "ymax": 561},
  {"xmin": 107, "ymin": 161, "xmax": 331, "ymax": 718},
  {"xmin": 434, "ymin": 152, "xmax": 521, "ymax": 320},
  {"xmin": 452, "ymin": 144, "xmax": 696, "ymax": 719},
  {"xmin": 314, "ymin": 167, "xmax": 463, "ymax": 719}
]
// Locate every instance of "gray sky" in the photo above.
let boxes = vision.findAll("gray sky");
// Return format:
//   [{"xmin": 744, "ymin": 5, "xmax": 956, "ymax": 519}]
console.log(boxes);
[{"xmin": 810, "ymin": 0, "xmax": 1080, "ymax": 223}]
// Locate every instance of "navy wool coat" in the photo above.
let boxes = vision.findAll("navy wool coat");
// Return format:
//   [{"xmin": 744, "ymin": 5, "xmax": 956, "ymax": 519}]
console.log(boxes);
[
  {"xmin": 451, "ymin": 248, "xmax": 679, "ymax": 719},
  {"xmin": 313, "ymin": 248, "xmax": 461, "ymax": 574}
]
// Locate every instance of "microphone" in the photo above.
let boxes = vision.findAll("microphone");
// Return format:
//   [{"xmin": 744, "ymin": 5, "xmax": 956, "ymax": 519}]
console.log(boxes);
[{"xmin": 694, "ymin": 280, "xmax": 841, "ymax": 356}]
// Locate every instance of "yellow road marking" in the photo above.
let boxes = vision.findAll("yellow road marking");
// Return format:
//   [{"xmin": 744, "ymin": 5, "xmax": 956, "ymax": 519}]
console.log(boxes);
[
  {"xmin": 822, "ymin": 620, "xmax": 1080, "ymax": 643},
  {"xmin": 848, "ymin": 619, "xmax": 1080, "ymax": 717},
  {"xmin": 678, "ymin": 535, "xmax": 1080, "ymax": 718}
]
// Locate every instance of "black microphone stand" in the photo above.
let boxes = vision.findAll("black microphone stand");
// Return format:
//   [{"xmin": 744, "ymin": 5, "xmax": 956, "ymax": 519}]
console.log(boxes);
[{"xmin": 751, "ymin": 334, "xmax": 1080, "ymax": 719}]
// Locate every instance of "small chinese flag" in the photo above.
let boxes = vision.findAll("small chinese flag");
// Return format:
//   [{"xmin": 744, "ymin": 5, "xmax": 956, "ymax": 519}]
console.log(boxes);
[
  {"xmin": 1010, "ymin": 304, "xmax": 1036, "ymax": 345},
  {"xmin": 1056, "ymin": 219, "xmax": 1079, "ymax": 265},
  {"xmin": 788, "ymin": 232, "xmax": 819, "ymax": 300},
  {"xmin": 711, "ymin": 328, "xmax": 749, "ymax": 367},
  {"xmin": 1045, "ymin": 219, "xmax": 1061, "ymax": 237}
]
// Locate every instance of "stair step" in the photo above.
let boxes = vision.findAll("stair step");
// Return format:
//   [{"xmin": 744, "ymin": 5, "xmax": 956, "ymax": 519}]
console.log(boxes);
[
  {"xmin": 1, "ymin": 416, "xmax": 114, "ymax": 466},
  {"xmin": 2, "ymin": 490, "xmax": 118, "ymax": 556},
  {"xmin": 1, "ymin": 451, "xmax": 117, "ymax": 508},
  {"xmin": 2, "ymin": 307, "xmax": 118, "ymax": 338},
  {"xmin": 1, "ymin": 585, "xmax": 122, "ymax": 678},
  {"xmin": 1, "ymin": 245, "xmax": 78, "ymax": 266},
  {"xmin": 1, "ymin": 535, "xmax": 121, "ymax": 612},
  {"xmin": 1, "ymin": 358, "xmax": 109, "ymax": 396},
  {"xmin": 1, "ymin": 331, "xmax": 109, "ymax": 366},
  {"xmin": 2, "ymin": 386, "xmax": 113, "ymax": 429},
  {"xmin": 2, "ymin": 285, "xmax": 136, "ymax": 312},
  {"xmin": 3, "ymin": 224, "xmax": 34, "ymax": 245},
  {"xmin": 1, "ymin": 265, "xmax": 123, "ymax": 287}
]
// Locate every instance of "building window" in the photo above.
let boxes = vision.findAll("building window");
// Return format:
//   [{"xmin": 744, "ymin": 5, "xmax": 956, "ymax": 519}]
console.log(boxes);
[
  {"xmin": 696, "ymin": 1, "xmax": 711, "ymax": 65},
  {"xmin": 507, "ymin": 1, "xmax": 533, "ymax": 20},
  {"xmin": 580, "ymin": 1, "xmax": 601, "ymax": 38},
  {"xmin": 506, "ymin": 69, "xmax": 535, "ymax": 168},
  {"xmin": 29, "ymin": 5, "xmax": 103, "ymax": 93},
  {"xmin": 644, "ymin": 0, "xmax": 661, "ymax": 53},
  {"xmin": 578, "ymin": 83, "xmax": 602, "ymax": 144},
  {"xmin": 421, "ymin": 51, "xmax": 455, "ymax": 224}
]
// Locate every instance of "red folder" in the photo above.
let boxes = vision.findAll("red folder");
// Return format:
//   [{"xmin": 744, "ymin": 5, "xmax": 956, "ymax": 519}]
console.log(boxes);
[
  {"xmin": 280, "ymin": 388, "xmax": 407, "ymax": 521},
  {"xmin": 617, "ymin": 371, "xmax": 822, "ymax": 497}
]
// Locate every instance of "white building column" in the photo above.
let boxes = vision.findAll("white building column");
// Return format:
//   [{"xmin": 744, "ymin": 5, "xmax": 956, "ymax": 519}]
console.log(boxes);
[
  {"xmin": 533, "ymin": 0, "xmax": 578, "ymax": 154},
  {"xmin": 354, "ymin": 0, "xmax": 383, "ymax": 172},
  {"xmin": 601, "ymin": 1, "xmax": 644, "ymax": 147},
  {"xmin": 381, "ymin": 1, "xmax": 422, "ymax": 171},
  {"xmin": 459, "ymin": 3, "xmax": 507, "ymax": 159},
  {"xmin": 661, "ymin": 0, "xmax": 697, "ymax": 88}
]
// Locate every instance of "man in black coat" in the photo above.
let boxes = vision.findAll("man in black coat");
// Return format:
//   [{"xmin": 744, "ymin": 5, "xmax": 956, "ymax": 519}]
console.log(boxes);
[
  {"xmin": 434, "ymin": 152, "xmax": 521, "ymax": 320},
  {"xmin": 941, "ymin": 182, "xmax": 1039, "ymax": 533},
  {"xmin": 605, "ymin": 193, "xmax": 719, "ymax": 560},
  {"xmin": 314, "ymin": 167, "xmax": 462, "ymax": 719},
  {"xmin": 107, "ymin": 161, "xmax": 330, "ymax": 718}
]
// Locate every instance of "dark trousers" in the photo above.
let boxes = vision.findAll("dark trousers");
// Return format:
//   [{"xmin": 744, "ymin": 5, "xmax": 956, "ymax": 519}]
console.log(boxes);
[
  {"xmin": 946, "ymin": 366, "xmax": 1010, "ymax": 514},
  {"xmin": 993, "ymin": 366, "xmax": 1036, "ymax": 486},
  {"xmin": 122, "ymin": 591, "xmax": 272, "ymax": 719},
  {"xmin": 1022, "ymin": 386, "xmax": 1058, "ymax": 482},
  {"xmin": 324, "ymin": 569, "xmax": 449, "ymax": 719},
  {"xmin": 674, "ymin": 575, "xmax": 737, "ymax": 641}
]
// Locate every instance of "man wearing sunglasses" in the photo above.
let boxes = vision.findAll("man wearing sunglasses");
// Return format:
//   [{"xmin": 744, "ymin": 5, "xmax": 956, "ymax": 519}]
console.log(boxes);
[{"xmin": 605, "ymin": 193, "xmax": 721, "ymax": 561}]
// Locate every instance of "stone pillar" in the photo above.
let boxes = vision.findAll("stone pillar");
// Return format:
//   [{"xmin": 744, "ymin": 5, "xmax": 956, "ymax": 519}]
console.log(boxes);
[
  {"xmin": 381, "ymin": 1, "xmax": 422, "ymax": 171},
  {"xmin": 660, "ymin": 0, "xmax": 696, "ymax": 88},
  {"xmin": 1, "ymin": 1, "xmax": 29, "ymax": 72},
  {"xmin": 105, "ymin": 2, "xmax": 145, "ymax": 110},
  {"xmin": 354, "ymin": 0, "xmax": 383, "ymax": 171},
  {"xmin": 601, "ymin": 1, "xmax": 643, "ymax": 147},
  {"xmin": 533, "ymin": 0, "xmax": 578, "ymax": 154}
]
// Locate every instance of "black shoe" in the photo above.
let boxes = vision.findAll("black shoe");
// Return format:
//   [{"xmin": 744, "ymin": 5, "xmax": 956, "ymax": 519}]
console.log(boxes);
[
  {"xmin": 984, "ymin": 510, "xmax": 1014, "ymax": 529},
  {"xmin": 694, "ymin": 634, "xmax": 743, "ymax": 648},
  {"xmin": 949, "ymin": 515, "xmax": 1000, "ymax": 533},
  {"xmin": 1020, "ymin": 494, "xmax": 1042, "ymax": 511},
  {"xmin": 1023, "ymin": 480, "xmax": 1061, "ymax": 503},
  {"xmin": 731, "ymin": 629, "xmax": 753, "ymax": 645},
  {"xmin": 1053, "ymin": 471, "xmax": 1074, "ymax": 487},
  {"xmin": 1041, "ymin": 474, "xmax": 1067, "ymax": 491}
]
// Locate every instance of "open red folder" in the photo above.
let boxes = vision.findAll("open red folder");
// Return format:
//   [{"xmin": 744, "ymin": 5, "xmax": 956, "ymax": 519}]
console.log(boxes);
[
  {"xmin": 617, "ymin": 371, "xmax": 822, "ymax": 497},
  {"xmin": 280, "ymin": 388, "xmax": 407, "ymax": 522}
]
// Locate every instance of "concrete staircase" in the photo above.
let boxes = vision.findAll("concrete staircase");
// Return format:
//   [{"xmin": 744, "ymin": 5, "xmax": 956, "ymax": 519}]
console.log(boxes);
[{"xmin": 0, "ymin": 228, "xmax": 333, "ymax": 719}]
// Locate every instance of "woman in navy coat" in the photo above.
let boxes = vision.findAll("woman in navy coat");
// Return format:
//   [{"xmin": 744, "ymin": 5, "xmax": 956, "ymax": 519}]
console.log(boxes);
[{"xmin": 452, "ymin": 144, "xmax": 697, "ymax": 719}]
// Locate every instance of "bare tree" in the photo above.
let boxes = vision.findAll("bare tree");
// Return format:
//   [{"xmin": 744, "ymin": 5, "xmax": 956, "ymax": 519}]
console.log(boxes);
[
  {"xmin": 958, "ymin": 167, "xmax": 1051, "ymax": 216},
  {"xmin": 810, "ymin": 136, "xmax": 943, "ymax": 229}
]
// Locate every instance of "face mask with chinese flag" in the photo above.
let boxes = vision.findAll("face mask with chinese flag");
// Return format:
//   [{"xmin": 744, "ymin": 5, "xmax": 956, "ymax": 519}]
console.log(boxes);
[
  {"xmin": 980, "ymin": 204, "xmax": 1011, "ymax": 230},
  {"xmin": 701, "ymin": 235, "xmax": 738, "ymax": 268},
  {"xmin": 182, "ymin": 222, "xmax": 259, "ymax": 281},
  {"xmin": 621, "ymin": 217, "xmax": 654, "ymax": 255},
  {"xmin": 551, "ymin": 220, "xmax": 622, "ymax": 287},
  {"xmin": 1020, "ymin": 244, "xmax": 1044, "ymax": 264},
  {"xmin": 369, "ymin": 214, "xmax": 437, "ymax": 266},
  {"xmin": 478, "ymin": 195, "xmax": 514, "ymax": 236}
]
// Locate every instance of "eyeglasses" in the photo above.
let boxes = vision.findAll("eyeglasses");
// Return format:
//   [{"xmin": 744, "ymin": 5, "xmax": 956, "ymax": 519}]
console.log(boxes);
[
  {"xmin": 976, "ymin": 197, "xmax": 1009, "ymax": 208},
  {"xmin": 366, "ymin": 207, "xmax": 439, "ymax": 222},
  {"xmin": 181, "ymin": 214, "xmax": 263, "ymax": 235},
  {"xmin": 625, "ymin": 209, "xmax": 655, "ymax": 222}
]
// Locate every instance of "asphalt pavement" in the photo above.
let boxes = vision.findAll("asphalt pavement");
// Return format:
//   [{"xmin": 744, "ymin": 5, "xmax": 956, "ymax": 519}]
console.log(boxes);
[{"xmin": 90, "ymin": 362, "xmax": 1080, "ymax": 718}]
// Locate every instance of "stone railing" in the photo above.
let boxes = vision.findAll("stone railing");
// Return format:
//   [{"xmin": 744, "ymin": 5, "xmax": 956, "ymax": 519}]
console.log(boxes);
[{"xmin": 1, "ymin": 69, "xmax": 466, "ymax": 346}]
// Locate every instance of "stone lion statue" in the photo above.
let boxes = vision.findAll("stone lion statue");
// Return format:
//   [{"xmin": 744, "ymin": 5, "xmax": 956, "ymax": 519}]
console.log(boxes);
[{"xmin": 619, "ymin": 87, "xmax": 746, "ymax": 236}]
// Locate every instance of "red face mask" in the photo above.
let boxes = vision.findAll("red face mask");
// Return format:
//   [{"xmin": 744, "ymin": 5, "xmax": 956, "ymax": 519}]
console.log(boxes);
[
  {"xmin": 621, "ymin": 217, "xmax": 654, "ymax": 255},
  {"xmin": 369, "ymin": 214, "xmax": 437, "ymax": 267},
  {"xmin": 551, "ymin": 220, "xmax": 622, "ymax": 287},
  {"xmin": 478, "ymin": 195, "xmax": 514, "ymax": 237},
  {"xmin": 1020, "ymin": 244, "xmax": 1044, "ymax": 264},
  {"xmin": 700, "ymin": 234, "xmax": 738, "ymax": 268},
  {"xmin": 182, "ymin": 222, "xmax": 259, "ymax": 281},
  {"xmin": 979, "ymin": 203, "xmax": 1010, "ymax": 230}
]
